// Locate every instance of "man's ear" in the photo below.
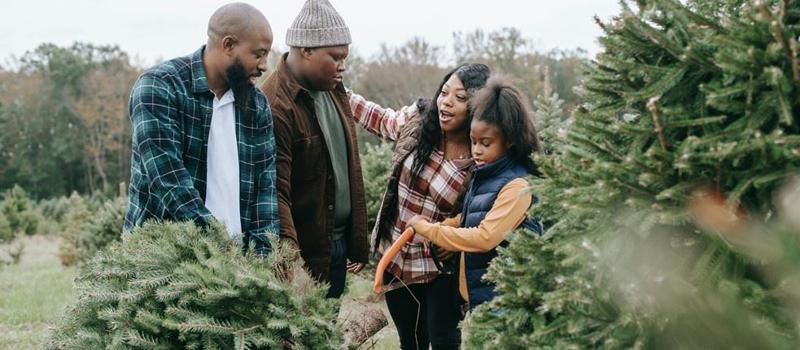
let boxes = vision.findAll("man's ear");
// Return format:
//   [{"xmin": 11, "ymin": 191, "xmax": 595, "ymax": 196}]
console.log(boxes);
[
  {"xmin": 300, "ymin": 47, "xmax": 315, "ymax": 60},
  {"xmin": 221, "ymin": 35, "xmax": 239, "ymax": 54}
]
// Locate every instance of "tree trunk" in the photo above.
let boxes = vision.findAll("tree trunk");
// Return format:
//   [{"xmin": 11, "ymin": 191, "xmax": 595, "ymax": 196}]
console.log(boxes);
[{"xmin": 340, "ymin": 305, "xmax": 388, "ymax": 349}]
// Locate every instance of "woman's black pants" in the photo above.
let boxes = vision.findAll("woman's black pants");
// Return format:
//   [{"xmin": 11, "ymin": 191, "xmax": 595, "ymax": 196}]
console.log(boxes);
[{"xmin": 384, "ymin": 272, "xmax": 463, "ymax": 350}]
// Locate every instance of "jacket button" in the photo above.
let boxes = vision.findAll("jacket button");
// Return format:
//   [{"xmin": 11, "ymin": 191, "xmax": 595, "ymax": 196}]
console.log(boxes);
[{"xmin": 328, "ymin": 205, "xmax": 334, "ymax": 211}]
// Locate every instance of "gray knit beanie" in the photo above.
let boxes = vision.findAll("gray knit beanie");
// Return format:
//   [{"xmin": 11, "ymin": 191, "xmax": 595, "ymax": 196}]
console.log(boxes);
[{"xmin": 285, "ymin": 0, "xmax": 351, "ymax": 48}]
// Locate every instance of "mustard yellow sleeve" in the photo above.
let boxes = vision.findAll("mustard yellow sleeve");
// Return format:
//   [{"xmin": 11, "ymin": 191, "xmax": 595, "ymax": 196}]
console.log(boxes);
[
  {"xmin": 441, "ymin": 214, "xmax": 461, "ymax": 227},
  {"xmin": 413, "ymin": 178, "xmax": 531, "ymax": 252}
]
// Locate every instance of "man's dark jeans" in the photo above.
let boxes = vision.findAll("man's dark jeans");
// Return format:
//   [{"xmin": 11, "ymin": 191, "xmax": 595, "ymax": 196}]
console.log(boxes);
[{"xmin": 326, "ymin": 238, "xmax": 347, "ymax": 298}]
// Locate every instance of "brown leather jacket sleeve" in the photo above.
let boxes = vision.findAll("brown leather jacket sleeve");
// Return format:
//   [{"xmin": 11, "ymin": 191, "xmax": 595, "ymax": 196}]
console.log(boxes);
[{"xmin": 272, "ymin": 109, "xmax": 300, "ymax": 250}]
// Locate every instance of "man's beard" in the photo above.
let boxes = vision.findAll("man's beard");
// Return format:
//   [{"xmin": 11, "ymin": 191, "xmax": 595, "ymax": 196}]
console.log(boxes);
[{"xmin": 225, "ymin": 57, "xmax": 257, "ymax": 120}]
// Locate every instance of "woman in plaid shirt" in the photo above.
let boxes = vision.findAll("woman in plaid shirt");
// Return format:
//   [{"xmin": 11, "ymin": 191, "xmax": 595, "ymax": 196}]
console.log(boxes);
[{"xmin": 349, "ymin": 64, "xmax": 490, "ymax": 350}]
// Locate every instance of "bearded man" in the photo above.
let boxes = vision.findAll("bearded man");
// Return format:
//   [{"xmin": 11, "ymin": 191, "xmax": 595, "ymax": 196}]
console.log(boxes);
[{"xmin": 124, "ymin": 3, "xmax": 279, "ymax": 256}]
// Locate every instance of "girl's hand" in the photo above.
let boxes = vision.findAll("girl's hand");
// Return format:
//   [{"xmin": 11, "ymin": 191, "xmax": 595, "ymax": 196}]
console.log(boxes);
[
  {"xmin": 433, "ymin": 244, "xmax": 456, "ymax": 261},
  {"xmin": 407, "ymin": 214, "xmax": 426, "ymax": 229}
]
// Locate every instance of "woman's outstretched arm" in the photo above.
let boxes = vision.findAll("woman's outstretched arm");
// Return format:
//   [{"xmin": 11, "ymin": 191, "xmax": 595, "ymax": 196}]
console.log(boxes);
[{"xmin": 349, "ymin": 91, "xmax": 418, "ymax": 142}]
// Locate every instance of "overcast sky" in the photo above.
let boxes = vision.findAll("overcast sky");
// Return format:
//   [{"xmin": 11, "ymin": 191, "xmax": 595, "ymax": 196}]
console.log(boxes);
[{"xmin": 1, "ymin": 1, "xmax": 621, "ymax": 67}]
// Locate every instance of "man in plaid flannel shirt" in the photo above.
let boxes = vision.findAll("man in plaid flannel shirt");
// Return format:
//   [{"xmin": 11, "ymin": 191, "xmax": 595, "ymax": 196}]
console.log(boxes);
[{"xmin": 123, "ymin": 4, "xmax": 278, "ymax": 256}]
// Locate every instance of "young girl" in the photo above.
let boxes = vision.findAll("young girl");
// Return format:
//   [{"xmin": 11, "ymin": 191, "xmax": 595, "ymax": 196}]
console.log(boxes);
[{"xmin": 408, "ymin": 76, "xmax": 543, "ymax": 309}]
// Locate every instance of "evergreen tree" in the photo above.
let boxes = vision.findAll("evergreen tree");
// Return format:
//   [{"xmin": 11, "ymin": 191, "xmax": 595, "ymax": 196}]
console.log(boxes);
[
  {"xmin": 37, "ymin": 195, "xmax": 72, "ymax": 235},
  {"xmin": 464, "ymin": 0, "xmax": 800, "ymax": 348},
  {"xmin": 38, "ymin": 195, "xmax": 72, "ymax": 222},
  {"xmin": 58, "ymin": 192, "xmax": 92, "ymax": 266},
  {"xmin": 360, "ymin": 141, "xmax": 394, "ymax": 230},
  {"xmin": 0, "ymin": 184, "xmax": 39, "ymax": 236},
  {"xmin": 46, "ymin": 221, "xmax": 342, "ymax": 349},
  {"xmin": 0, "ymin": 211, "xmax": 11, "ymax": 243},
  {"xmin": 72, "ymin": 196, "xmax": 126, "ymax": 266},
  {"xmin": 533, "ymin": 66, "xmax": 569, "ymax": 154}
]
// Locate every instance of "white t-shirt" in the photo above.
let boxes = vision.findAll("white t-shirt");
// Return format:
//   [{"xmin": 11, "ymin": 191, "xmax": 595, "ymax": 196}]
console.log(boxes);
[{"xmin": 205, "ymin": 89, "xmax": 241, "ymax": 237}]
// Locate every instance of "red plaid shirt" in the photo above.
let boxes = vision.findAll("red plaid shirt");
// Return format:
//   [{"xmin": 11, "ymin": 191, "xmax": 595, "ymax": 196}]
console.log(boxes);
[{"xmin": 350, "ymin": 93, "xmax": 472, "ymax": 289}]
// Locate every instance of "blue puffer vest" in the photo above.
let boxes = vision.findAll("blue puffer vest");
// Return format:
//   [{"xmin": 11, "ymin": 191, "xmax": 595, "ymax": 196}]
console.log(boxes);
[{"xmin": 459, "ymin": 155, "xmax": 542, "ymax": 308}]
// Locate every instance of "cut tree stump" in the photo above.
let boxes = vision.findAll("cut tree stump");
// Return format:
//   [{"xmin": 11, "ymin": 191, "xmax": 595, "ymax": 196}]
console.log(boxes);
[{"xmin": 340, "ymin": 304, "xmax": 388, "ymax": 348}]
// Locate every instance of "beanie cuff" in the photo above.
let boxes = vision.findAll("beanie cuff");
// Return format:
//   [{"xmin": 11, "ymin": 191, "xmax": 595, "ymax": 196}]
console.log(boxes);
[{"xmin": 285, "ymin": 27, "xmax": 352, "ymax": 47}]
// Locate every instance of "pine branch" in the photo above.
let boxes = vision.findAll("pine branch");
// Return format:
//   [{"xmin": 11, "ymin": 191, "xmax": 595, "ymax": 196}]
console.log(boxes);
[
  {"xmin": 646, "ymin": 96, "xmax": 669, "ymax": 151},
  {"xmin": 46, "ymin": 222, "xmax": 344, "ymax": 349},
  {"xmin": 790, "ymin": 38, "xmax": 800, "ymax": 85},
  {"xmin": 758, "ymin": 0, "xmax": 793, "ymax": 61}
]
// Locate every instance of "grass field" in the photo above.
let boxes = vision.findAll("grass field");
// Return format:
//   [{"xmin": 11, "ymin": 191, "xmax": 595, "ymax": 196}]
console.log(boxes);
[
  {"xmin": 0, "ymin": 235, "xmax": 399, "ymax": 349},
  {"xmin": 0, "ymin": 235, "xmax": 75, "ymax": 349}
]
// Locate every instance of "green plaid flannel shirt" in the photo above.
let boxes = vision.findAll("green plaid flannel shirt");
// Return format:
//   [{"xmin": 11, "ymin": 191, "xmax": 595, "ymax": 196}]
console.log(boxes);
[{"xmin": 124, "ymin": 46, "xmax": 278, "ymax": 255}]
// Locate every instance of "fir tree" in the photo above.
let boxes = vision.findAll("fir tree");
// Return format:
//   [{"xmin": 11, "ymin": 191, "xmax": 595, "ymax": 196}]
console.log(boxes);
[
  {"xmin": 464, "ymin": 0, "xmax": 800, "ymax": 348},
  {"xmin": 46, "ymin": 221, "xmax": 342, "ymax": 349},
  {"xmin": 73, "ymin": 196, "xmax": 126, "ymax": 266},
  {"xmin": 58, "ymin": 191, "xmax": 92, "ymax": 266},
  {"xmin": 0, "ymin": 211, "xmax": 11, "ymax": 244},
  {"xmin": 360, "ymin": 141, "xmax": 394, "ymax": 230},
  {"xmin": 0, "ymin": 184, "xmax": 39, "ymax": 236},
  {"xmin": 533, "ymin": 66, "xmax": 569, "ymax": 154},
  {"xmin": 38, "ymin": 195, "xmax": 73, "ymax": 227}
]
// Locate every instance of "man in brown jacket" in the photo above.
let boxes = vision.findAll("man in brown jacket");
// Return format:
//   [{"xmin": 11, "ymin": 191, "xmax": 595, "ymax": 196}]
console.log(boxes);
[{"xmin": 260, "ymin": 0, "xmax": 368, "ymax": 298}]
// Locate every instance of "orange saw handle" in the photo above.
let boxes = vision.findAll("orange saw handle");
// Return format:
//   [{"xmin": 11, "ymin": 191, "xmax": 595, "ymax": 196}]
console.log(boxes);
[{"xmin": 373, "ymin": 227, "xmax": 415, "ymax": 293}]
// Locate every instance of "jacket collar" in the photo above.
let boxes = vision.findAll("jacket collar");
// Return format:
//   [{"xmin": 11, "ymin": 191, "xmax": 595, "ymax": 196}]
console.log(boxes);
[
  {"xmin": 189, "ymin": 46, "xmax": 211, "ymax": 94},
  {"xmin": 472, "ymin": 155, "xmax": 514, "ymax": 181},
  {"xmin": 274, "ymin": 52, "xmax": 347, "ymax": 101},
  {"xmin": 274, "ymin": 52, "xmax": 305, "ymax": 100}
]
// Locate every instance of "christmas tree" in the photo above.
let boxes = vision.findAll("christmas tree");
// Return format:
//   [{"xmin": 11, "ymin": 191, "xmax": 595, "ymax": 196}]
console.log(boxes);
[
  {"xmin": 0, "ymin": 184, "xmax": 39, "ymax": 237},
  {"xmin": 359, "ymin": 141, "xmax": 394, "ymax": 230},
  {"xmin": 534, "ymin": 66, "xmax": 569, "ymax": 154},
  {"xmin": 46, "ymin": 221, "xmax": 343, "ymax": 349},
  {"xmin": 72, "ymin": 196, "xmax": 127, "ymax": 266},
  {"xmin": 58, "ymin": 192, "xmax": 93, "ymax": 266},
  {"xmin": 464, "ymin": 0, "xmax": 800, "ymax": 348},
  {"xmin": 0, "ymin": 211, "xmax": 11, "ymax": 244}
]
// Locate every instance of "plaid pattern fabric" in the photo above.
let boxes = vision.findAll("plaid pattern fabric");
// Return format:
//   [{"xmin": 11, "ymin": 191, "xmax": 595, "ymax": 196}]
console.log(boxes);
[
  {"xmin": 349, "ymin": 92, "xmax": 416, "ymax": 141},
  {"xmin": 349, "ymin": 92, "xmax": 472, "ymax": 289},
  {"xmin": 124, "ymin": 46, "xmax": 279, "ymax": 255},
  {"xmin": 382, "ymin": 150, "xmax": 472, "ymax": 289}
]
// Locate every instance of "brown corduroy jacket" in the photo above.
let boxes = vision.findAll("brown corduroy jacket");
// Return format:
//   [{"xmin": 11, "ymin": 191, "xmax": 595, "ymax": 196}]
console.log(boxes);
[{"xmin": 260, "ymin": 53, "xmax": 369, "ymax": 282}]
